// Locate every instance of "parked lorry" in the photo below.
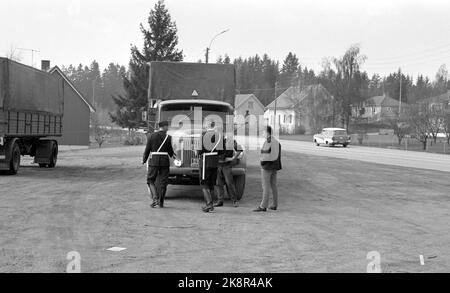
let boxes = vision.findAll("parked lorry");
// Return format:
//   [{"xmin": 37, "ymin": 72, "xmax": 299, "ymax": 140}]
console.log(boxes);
[
  {"xmin": 147, "ymin": 61, "xmax": 246, "ymax": 199},
  {"xmin": 0, "ymin": 58, "xmax": 63, "ymax": 174}
]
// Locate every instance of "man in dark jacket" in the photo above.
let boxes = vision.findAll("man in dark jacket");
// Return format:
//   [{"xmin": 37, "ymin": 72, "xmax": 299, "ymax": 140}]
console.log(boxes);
[
  {"xmin": 198, "ymin": 121, "xmax": 224, "ymax": 213},
  {"xmin": 253, "ymin": 126, "xmax": 282, "ymax": 212},
  {"xmin": 142, "ymin": 121, "xmax": 175, "ymax": 208}
]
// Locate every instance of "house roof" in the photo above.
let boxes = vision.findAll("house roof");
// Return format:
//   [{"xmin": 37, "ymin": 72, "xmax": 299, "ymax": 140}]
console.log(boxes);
[
  {"xmin": 265, "ymin": 84, "xmax": 332, "ymax": 110},
  {"xmin": 49, "ymin": 66, "xmax": 96, "ymax": 113},
  {"xmin": 424, "ymin": 90, "xmax": 450, "ymax": 105},
  {"xmin": 266, "ymin": 87, "xmax": 296, "ymax": 110},
  {"xmin": 364, "ymin": 95, "xmax": 401, "ymax": 107},
  {"xmin": 235, "ymin": 94, "xmax": 264, "ymax": 109}
]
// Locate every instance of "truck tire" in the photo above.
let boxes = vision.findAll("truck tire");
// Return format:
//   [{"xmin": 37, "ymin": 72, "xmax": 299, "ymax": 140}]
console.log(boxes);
[
  {"xmin": 48, "ymin": 142, "xmax": 58, "ymax": 168},
  {"xmin": 234, "ymin": 174, "xmax": 246, "ymax": 201},
  {"xmin": 36, "ymin": 140, "xmax": 58, "ymax": 168},
  {"xmin": 9, "ymin": 142, "xmax": 21, "ymax": 175}
]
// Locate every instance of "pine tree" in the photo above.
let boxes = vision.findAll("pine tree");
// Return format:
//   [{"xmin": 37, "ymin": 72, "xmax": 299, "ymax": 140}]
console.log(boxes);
[
  {"xmin": 280, "ymin": 52, "xmax": 299, "ymax": 88},
  {"xmin": 111, "ymin": 0, "xmax": 183, "ymax": 129}
]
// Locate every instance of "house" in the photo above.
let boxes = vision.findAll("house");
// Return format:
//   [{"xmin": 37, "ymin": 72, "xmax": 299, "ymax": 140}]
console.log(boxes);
[
  {"xmin": 234, "ymin": 94, "xmax": 265, "ymax": 117},
  {"xmin": 46, "ymin": 63, "xmax": 95, "ymax": 148},
  {"xmin": 264, "ymin": 84, "xmax": 334, "ymax": 134},
  {"xmin": 352, "ymin": 95, "xmax": 403, "ymax": 122},
  {"xmin": 423, "ymin": 90, "xmax": 450, "ymax": 111}
]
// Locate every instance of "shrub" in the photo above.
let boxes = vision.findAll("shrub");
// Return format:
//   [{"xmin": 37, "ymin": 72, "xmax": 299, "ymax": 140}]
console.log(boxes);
[{"xmin": 295, "ymin": 125, "xmax": 306, "ymax": 135}]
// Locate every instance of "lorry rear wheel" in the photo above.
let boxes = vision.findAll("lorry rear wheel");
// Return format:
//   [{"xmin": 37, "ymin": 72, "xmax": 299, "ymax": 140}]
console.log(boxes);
[
  {"xmin": 9, "ymin": 143, "xmax": 21, "ymax": 175},
  {"xmin": 48, "ymin": 143, "xmax": 58, "ymax": 168},
  {"xmin": 234, "ymin": 174, "xmax": 246, "ymax": 201}
]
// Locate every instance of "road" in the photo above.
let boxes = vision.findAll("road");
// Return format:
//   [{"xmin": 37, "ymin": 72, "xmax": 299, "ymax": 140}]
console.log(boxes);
[
  {"xmin": 0, "ymin": 143, "xmax": 449, "ymax": 272},
  {"xmin": 240, "ymin": 136, "xmax": 450, "ymax": 173}
]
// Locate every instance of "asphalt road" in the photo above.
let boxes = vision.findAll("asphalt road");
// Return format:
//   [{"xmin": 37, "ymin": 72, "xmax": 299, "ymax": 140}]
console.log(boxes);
[
  {"xmin": 0, "ymin": 144, "xmax": 449, "ymax": 272},
  {"xmin": 241, "ymin": 136, "xmax": 450, "ymax": 173}
]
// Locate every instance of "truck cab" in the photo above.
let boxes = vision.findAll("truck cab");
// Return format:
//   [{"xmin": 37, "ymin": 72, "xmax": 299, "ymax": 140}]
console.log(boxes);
[
  {"xmin": 148, "ymin": 99, "xmax": 247, "ymax": 200},
  {"xmin": 145, "ymin": 61, "xmax": 246, "ymax": 200}
]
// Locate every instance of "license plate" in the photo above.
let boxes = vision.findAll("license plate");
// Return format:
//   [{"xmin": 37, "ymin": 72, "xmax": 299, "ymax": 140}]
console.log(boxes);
[{"xmin": 191, "ymin": 158, "xmax": 199, "ymax": 168}]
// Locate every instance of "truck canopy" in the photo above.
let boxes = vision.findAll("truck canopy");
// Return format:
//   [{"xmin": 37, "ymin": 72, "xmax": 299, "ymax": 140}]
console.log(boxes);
[
  {"xmin": 0, "ymin": 58, "xmax": 63, "ymax": 115},
  {"xmin": 148, "ymin": 62, "xmax": 236, "ymax": 107}
]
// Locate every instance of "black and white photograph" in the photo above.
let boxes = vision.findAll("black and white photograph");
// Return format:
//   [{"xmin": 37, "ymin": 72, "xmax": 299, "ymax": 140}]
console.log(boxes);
[{"xmin": 1, "ymin": 0, "xmax": 450, "ymax": 279}]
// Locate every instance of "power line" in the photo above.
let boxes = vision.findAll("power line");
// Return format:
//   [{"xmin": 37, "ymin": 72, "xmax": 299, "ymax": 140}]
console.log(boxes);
[{"xmin": 368, "ymin": 41, "xmax": 450, "ymax": 62}]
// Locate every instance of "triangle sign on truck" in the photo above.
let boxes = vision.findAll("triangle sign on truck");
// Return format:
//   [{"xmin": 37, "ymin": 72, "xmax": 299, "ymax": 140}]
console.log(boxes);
[{"xmin": 191, "ymin": 90, "xmax": 199, "ymax": 97}]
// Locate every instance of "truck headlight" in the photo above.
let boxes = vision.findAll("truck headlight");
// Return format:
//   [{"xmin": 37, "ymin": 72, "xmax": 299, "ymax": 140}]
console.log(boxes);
[{"xmin": 174, "ymin": 159, "xmax": 182, "ymax": 167}]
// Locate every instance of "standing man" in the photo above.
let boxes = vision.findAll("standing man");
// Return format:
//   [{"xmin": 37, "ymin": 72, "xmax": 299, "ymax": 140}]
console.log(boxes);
[
  {"xmin": 143, "ymin": 121, "xmax": 175, "ymax": 208},
  {"xmin": 198, "ymin": 120, "xmax": 223, "ymax": 213},
  {"xmin": 214, "ymin": 134, "xmax": 243, "ymax": 208},
  {"xmin": 253, "ymin": 126, "xmax": 282, "ymax": 212}
]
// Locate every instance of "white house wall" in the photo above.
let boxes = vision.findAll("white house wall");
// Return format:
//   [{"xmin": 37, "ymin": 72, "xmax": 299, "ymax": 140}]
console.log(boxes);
[
  {"xmin": 264, "ymin": 109, "xmax": 296, "ymax": 134},
  {"xmin": 235, "ymin": 97, "xmax": 265, "ymax": 117}
]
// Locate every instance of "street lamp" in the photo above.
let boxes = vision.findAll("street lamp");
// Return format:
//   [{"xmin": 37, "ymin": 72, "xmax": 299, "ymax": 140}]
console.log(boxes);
[{"xmin": 205, "ymin": 29, "xmax": 230, "ymax": 64}]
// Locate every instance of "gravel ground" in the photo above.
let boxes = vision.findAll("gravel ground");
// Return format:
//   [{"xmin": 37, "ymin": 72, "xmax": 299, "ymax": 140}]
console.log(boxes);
[{"xmin": 0, "ymin": 144, "xmax": 449, "ymax": 272}]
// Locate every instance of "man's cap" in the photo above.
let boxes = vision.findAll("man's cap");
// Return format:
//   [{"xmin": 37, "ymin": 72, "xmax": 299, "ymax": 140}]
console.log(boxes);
[{"xmin": 159, "ymin": 121, "xmax": 169, "ymax": 128}]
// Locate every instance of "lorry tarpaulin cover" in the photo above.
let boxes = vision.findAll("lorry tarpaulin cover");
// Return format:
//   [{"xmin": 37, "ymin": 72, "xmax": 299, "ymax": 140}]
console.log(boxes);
[
  {"xmin": 148, "ymin": 62, "xmax": 236, "ymax": 106},
  {"xmin": 0, "ymin": 58, "xmax": 63, "ymax": 115}
]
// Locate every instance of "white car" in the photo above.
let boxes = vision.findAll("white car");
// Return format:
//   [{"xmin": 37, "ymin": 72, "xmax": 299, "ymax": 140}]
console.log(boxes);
[{"xmin": 313, "ymin": 128, "xmax": 351, "ymax": 147}]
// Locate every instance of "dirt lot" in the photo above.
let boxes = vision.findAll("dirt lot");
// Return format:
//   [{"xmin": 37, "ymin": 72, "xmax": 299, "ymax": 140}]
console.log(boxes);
[{"xmin": 1, "ymin": 145, "xmax": 449, "ymax": 272}]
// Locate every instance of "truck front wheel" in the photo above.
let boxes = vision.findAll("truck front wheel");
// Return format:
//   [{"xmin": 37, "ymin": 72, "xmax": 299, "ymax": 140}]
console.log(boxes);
[
  {"xmin": 234, "ymin": 174, "xmax": 246, "ymax": 201},
  {"xmin": 9, "ymin": 142, "xmax": 21, "ymax": 175}
]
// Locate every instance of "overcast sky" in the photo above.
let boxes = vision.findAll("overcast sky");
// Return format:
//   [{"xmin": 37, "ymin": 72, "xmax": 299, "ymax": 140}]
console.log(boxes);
[{"xmin": 2, "ymin": 0, "xmax": 450, "ymax": 79}]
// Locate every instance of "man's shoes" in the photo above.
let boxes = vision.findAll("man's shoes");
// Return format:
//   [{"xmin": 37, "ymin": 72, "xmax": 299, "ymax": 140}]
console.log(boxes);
[
  {"xmin": 159, "ymin": 202, "xmax": 164, "ymax": 208},
  {"xmin": 213, "ymin": 201, "xmax": 224, "ymax": 207},
  {"xmin": 202, "ymin": 205, "xmax": 214, "ymax": 213},
  {"xmin": 253, "ymin": 207, "xmax": 267, "ymax": 212},
  {"xmin": 233, "ymin": 201, "xmax": 239, "ymax": 208},
  {"xmin": 150, "ymin": 202, "xmax": 159, "ymax": 208},
  {"xmin": 269, "ymin": 206, "xmax": 277, "ymax": 210}
]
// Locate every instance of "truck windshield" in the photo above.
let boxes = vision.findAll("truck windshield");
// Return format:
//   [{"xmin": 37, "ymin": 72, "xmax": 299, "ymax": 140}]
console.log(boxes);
[{"xmin": 160, "ymin": 103, "xmax": 232, "ymax": 128}]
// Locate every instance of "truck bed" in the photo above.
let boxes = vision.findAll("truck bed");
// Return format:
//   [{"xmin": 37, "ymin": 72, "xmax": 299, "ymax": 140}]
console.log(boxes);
[
  {"xmin": 0, "ymin": 58, "xmax": 63, "ymax": 138},
  {"xmin": 0, "ymin": 110, "xmax": 62, "ymax": 137}
]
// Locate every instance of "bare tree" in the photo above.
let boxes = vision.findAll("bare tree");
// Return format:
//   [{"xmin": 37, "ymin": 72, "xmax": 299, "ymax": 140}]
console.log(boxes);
[
  {"xmin": 442, "ymin": 107, "xmax": 450, "ymax": 146},
  {"xmin": 407, "ymin": 103, "xmax": 431, "ymax": 150},
  {"xmin": 385, "ymin": 110, "xmax": 410, "ymax": 146},
  {"xmin": 91, "ymin": 109, "xmax": 111, "ymax": 148},
  {"xmin": 332, "ymin": 44, "xmax": 367, "ymax": 131},
  {"xmin": 6, "ymin": 45, "xmax": 22, "ymax": 62},
  {"xmin": 428, "ymin": 106, "xmax": 443, "ymax": 144}
]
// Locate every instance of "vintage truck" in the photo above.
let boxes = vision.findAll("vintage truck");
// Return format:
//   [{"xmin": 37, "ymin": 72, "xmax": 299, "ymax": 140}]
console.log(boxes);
[
  {"xmin": 146, "ymin": 61, "xmax": 246, "ymax": 199},
  {"xmin": 0, "ymin": 58, "xmax": 63, "ymax": 174}
]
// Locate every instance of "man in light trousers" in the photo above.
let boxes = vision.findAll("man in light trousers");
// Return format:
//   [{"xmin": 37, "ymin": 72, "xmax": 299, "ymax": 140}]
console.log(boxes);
[{"xmin": 253, "ymin": 126, "xmax": 282, "ymax": 212}]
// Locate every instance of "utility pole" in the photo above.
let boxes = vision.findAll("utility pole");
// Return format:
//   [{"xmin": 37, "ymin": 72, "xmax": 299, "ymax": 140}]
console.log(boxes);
[
  {"xmin": 205, "ymin": 48, "xmax": 210, "ymax": 64},
  {"xmin": 399, "ymin": 68, "xmax": 402, "ymax": 114},
  {"xmin": 273, "ymin": 82, "xmax": 278, "ymax": 133},
  {"xmin": 92, "ymin": 76, "xmax": 99, "ymax": 106},
  {"xmin": 17, "ymin": 48, "xmax": 40, "ymax": 67}
]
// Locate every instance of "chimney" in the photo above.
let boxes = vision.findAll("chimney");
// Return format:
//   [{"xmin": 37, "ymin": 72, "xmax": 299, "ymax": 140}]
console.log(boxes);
[{"xmin": 41, "ymin": 60, "xmax": 51, "ymax": 71}]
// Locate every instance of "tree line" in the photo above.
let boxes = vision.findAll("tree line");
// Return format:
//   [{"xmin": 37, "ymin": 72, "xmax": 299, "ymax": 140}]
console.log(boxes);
[
  {"xmin": 61, "ymin": 61, "xmax": 127, "ymax": 112},
  {"xmin": 59, "ymin": 0, "xmax": 450, "ymax": 140}
]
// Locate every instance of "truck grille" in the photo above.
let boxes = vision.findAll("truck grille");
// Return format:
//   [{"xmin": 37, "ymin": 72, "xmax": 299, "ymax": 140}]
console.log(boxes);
[{"xmin": 179, "ymin": 137, "xmax": 200, "ymax": 168}]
